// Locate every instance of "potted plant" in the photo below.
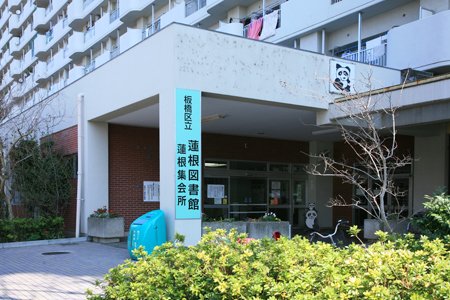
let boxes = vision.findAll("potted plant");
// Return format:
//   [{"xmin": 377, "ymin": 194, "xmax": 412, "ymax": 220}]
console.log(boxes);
[{"xmin": 88, "ymin": 206, "xmax": 124, "ymax": 243}]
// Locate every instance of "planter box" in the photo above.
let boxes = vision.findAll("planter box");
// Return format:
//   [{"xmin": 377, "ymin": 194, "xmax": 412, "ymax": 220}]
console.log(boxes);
[
  {"xmin": 363, "ymin": 219, "xmax": 407, "ymax": 239},
  {"xmin": 201, "ymin": 221, "xmax": 290, "ymax": 239},
  {"xmin": 88, "ymin": 217, "xmax": 124, "ymax": 243},
  {"xmin": 201, "ymin": 221, "xmax": 247, "ymax": 236},
  {"xmin": 246, "ymin": 222, "xmax": 290, "ymax": 240}
]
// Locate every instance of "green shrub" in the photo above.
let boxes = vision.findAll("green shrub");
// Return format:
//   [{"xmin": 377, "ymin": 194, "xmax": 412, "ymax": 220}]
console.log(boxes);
[
  {"xmin": 411, "ymin": 192, "xmax": 450, "ymax": 239},
  {"xmin": 87, "ymin": 230, "xmax": 450, "ymax": 299},
  {"xmin": 0, "ymin": 216, "xmax": 65, "ymax": 243}
]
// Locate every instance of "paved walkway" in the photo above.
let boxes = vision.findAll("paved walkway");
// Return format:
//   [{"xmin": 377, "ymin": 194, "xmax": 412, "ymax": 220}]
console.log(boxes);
[{"xmin": 0, "ymin": 242, "xmax": 130, "ymax": 300}]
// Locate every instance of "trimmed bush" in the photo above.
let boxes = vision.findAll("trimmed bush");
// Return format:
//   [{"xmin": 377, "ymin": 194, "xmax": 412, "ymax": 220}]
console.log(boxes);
[
  {"xmin": 87, "ymin": 230, "xmax": 450, "ymax": 299},
  {"xmin": 0, "ymin": 216, "xmax": 65, "ymax": 243}
]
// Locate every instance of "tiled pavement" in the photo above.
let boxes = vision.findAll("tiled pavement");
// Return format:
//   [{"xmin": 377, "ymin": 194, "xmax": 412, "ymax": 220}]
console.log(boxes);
[{"xmin": 0, "ymin": 242, "xmax": 130, "ymax": 300}]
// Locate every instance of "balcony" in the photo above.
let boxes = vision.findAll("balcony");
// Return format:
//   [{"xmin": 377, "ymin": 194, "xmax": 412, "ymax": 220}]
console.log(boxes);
[
  {"xmin": 68, "ymin": 0, "xmax": 103, "ymax": 31},
  {"xmin": 9, "ymin": 2, "xmax": 36, "ymax": 36},
  {"xmin": 110, "ymin": 45, "xmax": 119, "ymax": 59},
  {"xmin": 0, "ymin": 28, "xmax": 11, "ymax": 50},
  {"xmin": 120, "ymin": 27, "xmax": 141, "ymax": 52},
  {"xmin": 0, "ymin": 8, "xmax": 10, "ymax": 30},
  {"xmin": 84, "ymin": 26, "xmax": 95, "ymax": 42},
  {"xmin": 338, "ymin": 43, "xmax": 387, "ymax": 67},
  {"xmin": 68, "ymin": 64, "xmax": 85, "ymax": 84},
  {"xmin": 110, "ymin": 8, "xmax": 119, "ymax": 23},
  {"xmin": 35, "ymin": 17, "xmax": 71, "ymax": 59},
  {"xmin": 10, "ymin": 24, "xmax": 36, "ymax": 57},
  {"xmin": 46, "ymin": 57, "xmax": 54, "ymax": 71},
  {"xmin": 142, "ymin": 19, "xmax": 161, "ymax": 40},
  {"xmin": 185, "ymin": 0, "xmax": 206, "ymax": 17},
  {"xmin": 8, "ymin": 0, "xmax": 21, "ymax": 13},
  {"xmin": 119, "ymin": 0, "xmax": 153, "ymax": 26},
  {"xmin": 84, "ymin": 60, "xmax": 95, "ymax": 74},
  {"xmin": 387, "ymin": 10, "xmax": 450, "ymax": 71},
  {"xmin": 0, "ymin": 49, "xmax": 13, "ymax": 67},
  {"xmin": 34, "ymin": 0, "xmax": 67, "ymax": 31}
]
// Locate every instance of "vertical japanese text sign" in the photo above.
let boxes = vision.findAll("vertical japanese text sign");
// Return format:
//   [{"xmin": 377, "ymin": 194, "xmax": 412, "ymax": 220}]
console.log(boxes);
[{"xmin": 175, "ymin": 89, "xmax": 201, "ymax": 219}]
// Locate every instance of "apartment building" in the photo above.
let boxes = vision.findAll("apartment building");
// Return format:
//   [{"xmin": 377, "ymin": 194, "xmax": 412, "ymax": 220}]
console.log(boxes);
[{"xmin": 3, "ymin": 0, "xmax": 450, "ymax": 244}]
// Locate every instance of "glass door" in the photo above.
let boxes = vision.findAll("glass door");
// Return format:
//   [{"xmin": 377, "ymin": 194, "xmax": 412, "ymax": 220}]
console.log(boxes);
[
  {"xmin": 292, "ymin": 179, "xmax": 307, "ymax": 229},
  {"xmin": 203, "ymin": 177, "xmax": 229, "ymax": 221},
  {"xmin": 229, "ymin": 177, "xmax": 267, "ymax": 221},
  {"xmin": 268, "ymin": 179, "xmax": 290, "ymax": 222}
]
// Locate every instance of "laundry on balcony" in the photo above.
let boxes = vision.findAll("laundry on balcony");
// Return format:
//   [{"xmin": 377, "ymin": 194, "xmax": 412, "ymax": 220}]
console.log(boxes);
[
  {"xmin": 247, "ymin": 18, "xmax": 262, "ymax": 40},
  {"xmin": 259, "ymin": 10, "xmax": 279, "ymax": 40}
]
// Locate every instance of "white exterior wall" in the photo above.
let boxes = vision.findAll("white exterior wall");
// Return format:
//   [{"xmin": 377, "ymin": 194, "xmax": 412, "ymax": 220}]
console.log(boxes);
[{"xmin": 413, "ymin": 124, "xmax": 449, "ymax": 212}]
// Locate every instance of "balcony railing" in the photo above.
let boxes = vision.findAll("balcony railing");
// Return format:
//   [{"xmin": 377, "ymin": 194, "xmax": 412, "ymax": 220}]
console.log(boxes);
[
  {"xmin": 110, "ymin": 8, "xmax": 119, "ymax": 23},
  {"xmin": 45, "ymin": 4, "xmax": 53, "ymax": 16},
  {"xmin": 83, "ymin": 0, "xmax": 94, "ymax": 9},
  {"xmin": 340, "ymin": 43, "xmax": 387, "ymax": 67},
  {"xmin": 46, "ymin": 28, "xmax": 54, "ymax": 44},
  {"xmin": 110, "ymin": 46, "xmax": 119, "ymax": 59},
  {"xmin": 185, "ymin": 0, "xmax": 206, "ymax": 17},
  {"xmin": 142, "ymin": 19, "xmax": 161, "ymax": 40},
  {"xmin": 63, "ymin": 47, "xmax": 69, "ymax": 58},
  {"xmin": 46, "ymin": 58, "xmax": 54, "ymax": 71},
  {"xmin": 63, "ymin": 17, "xmax": 68, "ymax": 28},
  {"xmin": 84, "ymin": 60, "xmax": 95, "ymax": 74},
  {"xmin": 84, "ymin": 26, "xmax": 95, "ymax": 43}
]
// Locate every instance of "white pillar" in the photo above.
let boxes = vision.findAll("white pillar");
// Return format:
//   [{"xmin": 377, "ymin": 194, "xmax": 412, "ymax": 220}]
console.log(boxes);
[
  {"xmin": 321, "ymin": 29, "xmax": 325, "ymax": 54},
  {"xmin": 81, "ymin": 121, "xmax": 109, "ymax": 235},
  {"xmin": 159, "ymin": 89, "xmax": 202, "ymax": 245},
  {"xmin": 357, "ymin": 12, "xmax": 362, "ymax": 62}
]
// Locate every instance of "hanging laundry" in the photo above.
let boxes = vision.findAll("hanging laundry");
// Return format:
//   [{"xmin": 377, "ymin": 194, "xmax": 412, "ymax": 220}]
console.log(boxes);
[
  {"xmin": 247, "ymin": 18, "xmax": 263, "ymax": 40},
  {"xmin": 259, "ymin": 10, "xmax": 279, "ymax": 40}
]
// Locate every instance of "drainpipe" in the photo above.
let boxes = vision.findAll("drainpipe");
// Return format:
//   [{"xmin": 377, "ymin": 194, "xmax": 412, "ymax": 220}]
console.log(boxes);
[
  {"xmin": 75, "ymin": 93, "xmax": 84, "ymax": 238},
  {"xmin": 152, "ymin": 5, "xmax": 154, "ymax": 34},
  {"xmin": 357, "ymin": 12, "xmax": 362, "ymax": 62},
  {"xmin": 321, "ymin": 29, "xmax": 325, "ymax": 54}
]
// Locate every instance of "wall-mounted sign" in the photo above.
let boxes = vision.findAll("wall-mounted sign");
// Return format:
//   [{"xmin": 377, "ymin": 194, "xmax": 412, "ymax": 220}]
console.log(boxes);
[
  {"xmin": 175, "ymin": 89, "xmax": 201, "ymax": 219},
  {"xmin": 143, "ymin": 181, "xmax": 160, "ymax": 202},
  {"xmin": 329, "ymin": 59, "xmax": 355, "ymax": 94}
]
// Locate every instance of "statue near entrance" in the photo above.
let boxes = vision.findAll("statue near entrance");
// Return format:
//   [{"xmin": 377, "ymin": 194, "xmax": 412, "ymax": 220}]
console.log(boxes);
[{"xmin": 304, "ymin": 203, "xmax": 319, "ymax": 231}]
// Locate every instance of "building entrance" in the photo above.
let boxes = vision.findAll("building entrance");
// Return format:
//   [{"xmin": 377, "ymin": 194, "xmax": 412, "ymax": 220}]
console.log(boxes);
[{"xmin": 203, "ymin": 159, "xmax": 308, "ymax": 229}]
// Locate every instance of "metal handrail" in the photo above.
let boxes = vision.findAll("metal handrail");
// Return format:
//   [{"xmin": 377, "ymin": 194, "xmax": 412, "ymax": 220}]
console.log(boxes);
[
  {"xmin": 83, "ymin": 0, "xmax": 94, "ymax": 9},
  {"xmin": 340, "ymin": 43, "xmax": 387, "ymax": 67},
  {"xmin": 110, "ymin": 46, "xmax": 119, "ymax": 59},
  {"xmin": 185, "ymin": 0, "xmax": 206, "ymax": 17},
  {"xmin": 84, "ymin": 26, "xmax": 95, "ymax": 43},
  {"xmin": 110, "ymin": 8, "xmax": 119, "ymax": 23}
]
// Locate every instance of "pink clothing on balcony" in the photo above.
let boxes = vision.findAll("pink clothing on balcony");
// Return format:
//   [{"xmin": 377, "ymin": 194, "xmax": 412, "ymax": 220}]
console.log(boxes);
[{"xmin": 247, "ymin": 18, "xmax": 263, "ymax": 40}]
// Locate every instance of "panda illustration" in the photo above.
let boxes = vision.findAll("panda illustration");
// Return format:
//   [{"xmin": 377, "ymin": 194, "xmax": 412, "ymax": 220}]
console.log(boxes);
[
  {"xmin": 304, "ymin": 203, "xmax": 320, "ymax": 231},
  {"xmin": 333, "ymin": 63, "xmax": 351, "ymax": 92}
]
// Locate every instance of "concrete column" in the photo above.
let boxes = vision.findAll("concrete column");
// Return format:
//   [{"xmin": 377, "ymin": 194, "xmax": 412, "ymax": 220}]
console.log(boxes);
[
  {"xmin": 81, "ymin": 121, "xmax": 109, "ymax": 234},
  {"xmin": 413, "ymin": 124, "xmax": 449, "ymax": 212},
  {"xmin": 308, "ymin": 140, "xmax": 334, "ymax": 228},
  {"xmin": 159, "ymin": 89, "xmax": 202, "ymax": 245}
]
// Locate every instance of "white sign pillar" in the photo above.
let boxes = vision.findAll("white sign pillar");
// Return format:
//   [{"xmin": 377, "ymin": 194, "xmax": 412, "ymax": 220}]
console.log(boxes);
[{"xmin": 159, "ymin": 89, "xmax": 202, "ymax": 246}]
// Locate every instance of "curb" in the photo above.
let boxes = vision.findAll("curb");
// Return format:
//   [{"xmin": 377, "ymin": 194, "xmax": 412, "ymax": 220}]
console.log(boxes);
[{"xmin": 0, "ymin": 237, "xmax": 88, "ymax": 249}]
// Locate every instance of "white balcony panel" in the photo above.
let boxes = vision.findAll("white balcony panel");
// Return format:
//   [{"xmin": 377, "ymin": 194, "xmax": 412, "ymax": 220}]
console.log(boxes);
[
  {"xmin": 0, "ymin": 8, "xmax": 10, "ymax": 30},
  {"xmin": 34, "ymin": 0, "xmax": 66, "ymax": 31},
  {"xmin": 0, "ymin": 49, "xmax": 13, "ymax": 67},
  {"xmin": 33, "ymin": 33, "xmax": 46, "ymax": 57},
  {"xmin": 68, "ymin": 64, "xmax": 84, "ymax": 84},
  {"xmin": 119, "ymin": 28, "xmax": 141, "ymax": 52},
  {"xmin": 34, "ymin": 60, "xmax": 47, "ymax": 83},
  {"xmin": 0, "ymin": 30, "xmax": 11, "ymax": 50},
  {"xmin": 216, "ymin": 22, "xmax": 243, "ymax": 36},
  {"xmin": 94, "ymin": 50, "xmax": 109, "ymax": 68},
  {"xmin": 81, "ymin": 14, "xmax": 123, "ymax": 56},
  {"xmin": 160, "ymin": 2, "xmax": 186, "ymax": 28},
  {"xmin": 33, "ymin": 7, "xmax": 45, "ymax": 28},
  {"xmin": 67, "ymin": 31, "xmax": 84, "ymax": 58},
  {"xmin": 9, "ymin": 2, "xmax": 35, "ymax": 35},
  {"xmin": 10, "ymin": 25, "xmax": 35, "ymax": 57},
  {"xmin": 0, "ymin": 0, "xmax": 6, "ymax": 9},
  {"xmin": 44, "ymin": 49, "xmax": 69, "ymax": 79},
  {"xmin": 22, "ymin": 48, "xmax": 37, "ymax": 70},
  {"xmin": 0, "ymin": 70, "xmax": 13, "ymax": 91},
  {"xmin": 119, "ymin": 0, "xmax": 153, "ymax": 25},
  {"xmin": 387, "ymin": 10, "xmax": 450, "ymax": 71},
  {"xmin": 8, "ymin": 0, "xmax": 21, "ymax": 12},
  {"xmin": 68, "ymin": 0, "xmax": 104, "ymax": 31},
  {"xmin": 10, "ymin": 58, "xmax": 21, "ymax": 77}
]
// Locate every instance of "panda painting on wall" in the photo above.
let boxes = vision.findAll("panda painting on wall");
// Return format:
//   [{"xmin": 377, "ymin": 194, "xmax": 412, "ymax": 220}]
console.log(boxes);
[{"xmin": 329, "ymin": 60, "xmax": 355, "ymax": 94}]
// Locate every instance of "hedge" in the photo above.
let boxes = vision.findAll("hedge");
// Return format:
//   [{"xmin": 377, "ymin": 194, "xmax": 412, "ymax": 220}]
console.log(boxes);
[
  {"xmin": 0, "ymin": 216, "xmax": 65, "ymax": 243},
  {"xmin": 87, "ymin": 229, "xmax": 450, "ymax": 299}
]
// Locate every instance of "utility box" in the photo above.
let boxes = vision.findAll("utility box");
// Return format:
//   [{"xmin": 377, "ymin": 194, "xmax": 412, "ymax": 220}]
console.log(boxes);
[{"xmin": 127, "ymin": 210, "xmax": 166, "ymax": 260}]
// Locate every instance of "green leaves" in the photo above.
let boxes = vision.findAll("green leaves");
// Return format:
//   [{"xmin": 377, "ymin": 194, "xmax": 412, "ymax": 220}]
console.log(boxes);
[
  {"xmin": 88, "ymin": 230, "xmax": 450, "ymax": 299},
  {"xmin": 0, "ymin": 216, "xmax": 65, "ymax": 242}
]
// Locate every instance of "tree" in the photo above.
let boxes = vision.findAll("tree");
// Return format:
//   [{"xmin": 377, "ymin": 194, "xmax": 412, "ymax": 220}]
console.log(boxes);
[
  {"xmin": 0, "ymin": 82, "xmax": 62, "ymax": 220},
  {"xmin": 283, "ymin": 71, "xmax": 413, "ymax": 236},
  {"xmin": 12, "ymin": 136, "xmax": 74, "ymax": 218}
]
